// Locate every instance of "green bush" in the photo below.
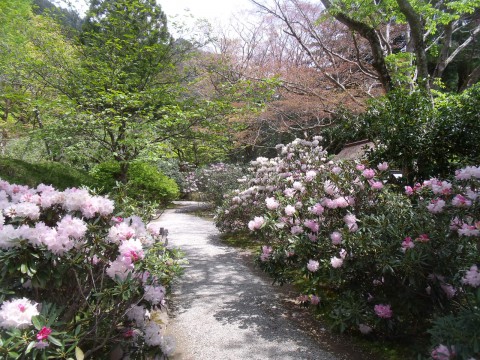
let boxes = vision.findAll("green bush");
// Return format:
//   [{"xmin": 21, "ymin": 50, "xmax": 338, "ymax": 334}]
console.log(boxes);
[
  {"xmin": 216, "ymin": 138, "xmax": 480, "ymax": 358},
  {"xmin": 0, "ymin": 157, "xmax": 97, "ymax": 189},
  {"xmin": 90, "ymin": 161, "xmax": 179, "ymax": 203},
  {"xmin": 361, "ymin": 85, "xmax": 480, "ymax": 183}
]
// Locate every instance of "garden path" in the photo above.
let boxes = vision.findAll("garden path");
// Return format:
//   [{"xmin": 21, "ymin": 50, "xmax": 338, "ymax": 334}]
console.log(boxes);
[{"xmin": 151, "ymin": 201, "xmax": 373, "ymax": 360}]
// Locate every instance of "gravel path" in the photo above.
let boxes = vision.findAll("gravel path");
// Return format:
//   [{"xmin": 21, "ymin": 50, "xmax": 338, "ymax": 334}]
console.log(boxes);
[{"xmin": 151, "ymin": 201, "xmax": 372, "ymax": 360}]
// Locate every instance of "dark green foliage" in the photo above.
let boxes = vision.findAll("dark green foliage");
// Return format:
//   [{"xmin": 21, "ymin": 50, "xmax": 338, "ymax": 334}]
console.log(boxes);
[
  {"xmin": 429, "ymin": 294, "xmax": 480, "ymax": 360},
  {"xmin": 0, "ymin": 157, "xmax": 97, "ymax": 189},
  {"xmin": 337, "ymin": 84, "xmax": 480, "ymax": 183},
  {"xmin": 90, "ymin": 161, "xmax": 179, "ymax": 203},
  {"xmin": 194, "ymin": 163, "xmax": 246, "ymax": 206},
  {"xmin": 32, "ymin": 0, "xmax": 84, "ymax": 35}
]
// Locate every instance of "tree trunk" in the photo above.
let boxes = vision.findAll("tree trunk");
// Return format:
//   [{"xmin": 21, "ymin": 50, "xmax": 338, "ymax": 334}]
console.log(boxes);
[
  {"xmin": 396, "ymin": 0, "xmax": 430, "ymax": 93},
  {"xmin": 320, "ymin": 0, "xmax": 393, "ymax": 93}
]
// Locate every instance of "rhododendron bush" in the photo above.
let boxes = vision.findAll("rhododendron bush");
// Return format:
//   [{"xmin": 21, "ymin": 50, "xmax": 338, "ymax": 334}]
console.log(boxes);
[
  {"xmin": 215, "ymin": 138, "xmax": 479, "ymax": 358},
  {"xmin": 0, "ymin": 180, "xmax": 183, "ymax": 359},
  {"xmin": 180, "ymin": 163, "xmax": 245, "ymax": 205}
]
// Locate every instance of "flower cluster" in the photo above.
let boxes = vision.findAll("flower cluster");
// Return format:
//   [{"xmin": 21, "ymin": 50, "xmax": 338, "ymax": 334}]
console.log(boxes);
[
  {"xmin": 216, "ymin": 137, "xmax": 480, "ymax": 358},
  {"xmin": 0, "ymin": 179, "xmax": 183, "ymax": 359}
]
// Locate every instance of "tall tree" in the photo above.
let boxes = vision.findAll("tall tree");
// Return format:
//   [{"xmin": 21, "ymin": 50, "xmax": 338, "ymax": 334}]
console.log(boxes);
[
  {"xmin": 315, "ymin": 0, "xmax": 480, "ymax": 93},
  {"xmin": 29, "ymin": 0, "xmax": 233, "ymax": 178}
]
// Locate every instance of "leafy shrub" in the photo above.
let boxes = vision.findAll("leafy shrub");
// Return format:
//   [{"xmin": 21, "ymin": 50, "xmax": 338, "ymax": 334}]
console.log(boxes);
[
  {"xmin": 194, "ymin": 163, "xmax": 246, "ymax": 205},
  {"xmin": 90, "ymin": 161, "xmax": 179, "ymax": 203},
  {"xmin": 0, "ymin": 157, "xmax": 97, "ymax": 189},
  {"xmin": 361, "ymin": 85, "xmax": 480, "ymax": 183},
  {"xmin": 216, "ymin": 138, "xmax": 480, "ymax": 358},
  {"xmin": 0, "ymin": 179, "xmax": 184, "ymax": 359}
]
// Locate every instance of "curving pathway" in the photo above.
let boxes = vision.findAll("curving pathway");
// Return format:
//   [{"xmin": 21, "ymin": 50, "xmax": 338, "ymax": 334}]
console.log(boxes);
[{"xmin": 151, "ymin": 201, "xmax": 372, "ymax": 360}]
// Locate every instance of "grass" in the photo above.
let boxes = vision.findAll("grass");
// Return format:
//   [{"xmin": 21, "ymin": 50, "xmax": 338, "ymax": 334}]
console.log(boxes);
[
  {"xmin": 218, "ymin": 231, "xmax": 261, "ymax": 252},
  {"xmin": 0, "ymin": 157, "xmax": 98, "ymax": 189}
]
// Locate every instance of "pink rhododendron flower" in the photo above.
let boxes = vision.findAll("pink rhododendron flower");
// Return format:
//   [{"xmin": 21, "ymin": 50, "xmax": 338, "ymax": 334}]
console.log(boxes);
[
  {"xmin": 57, "ymin": 215, "xmax": 87, "ymax": 240},
  {"xmin": 260, "ymin": 246, "xmax": 272, "ymax": 261},
  {"xmin": 265, "ymin": 197, "xmax": 280, "ymax": 210},
  {"xmin": 343, "ymin": 213, "xmax": 358, "ymax": 232},
  {"xmin": 430, "ymin": 180, "xmax": 452, "ymax": 195},
  {"xmin": 144, "ymin": 321, "xmax": 163, "ymax": 346},
  {"xmin": 362, "ymin": 168, "xmax": 376, "ymax": 179},
  {"xmin": 330, "ymin": 256, "xmax": 343, "ymax": 268},
  {"xmin": 297, "ymin": 294, "xmax": 309, "ymax": 303},
  {"xmin": 440, "ymin": 283, "xmax": 456, "ymax": 299},
  {"xmin": 126, "ymin": 304, "xmax": 147, "ymax": 327},
  {"xmin": 359, "ymin": 324, "xmax": 372, "ymax": 334},
  {"xmin": 248, "ymin": 216, "xmax": 265, "ymax": 231},
  {"xmin": 292, "ymin": 181, "xmax": 304, "ymax": 192},
  {"xmin": 455, "ymin": 165, "xmax": 480, "ymax": 180},
  {"xmin": 356, "ymin": 164, "xmax": 366, "ymax": 171},
  {"xmin": 330, "ymin": 231, "xmax": 342, "ymax": 245},
  {"xmin": 331, "ymin": 166, "xmax": 342, "ymax": 174},
  {"xmin": 144, "ymin": 285, "xmax": 166, "ymax": 305},
  {"xmin": 305, "ymin": 170, "xmax": 317, "ymax": 182},
  {"xmin": 333, "ymin": 197, "xmax": 349, "ymax": 208},
  {"xmin": 427, "ymin": 199, "xmax": 446, "ymax": 213},
  {"xmin": 458, "ymin": 224, "xmax": 480, "ymax": 237},
  {"xmin": 106, "ymin": 258, "xmax": 133, "ymax": 280},
  {"xmin": 0, "ymin": 298, "xmax": 39, "ymax": 329},
  {"xmin": 304, "ymin": 220, "xmax": 319, "ymax": 233},
  {"xmin": 119, "ymin": 239, "xmax": 145, "ymax": 263},
  {"xmin": 107, "ymin": 223, "xmax": 136, "ymax": 243},
  {"xmin": 431, "ymin": 344, "xmax": 454, "ymax": 360},
  {"xmin": 3, "ymin": 202, "xmax": 40, "ymax": 220},
  {"xmin": 324, "ymin": 180, "xmax": 338, "ymax": 196},
  {"xmin": 462, "ymin": 265, "xmax": 480, "ymax": 287},
  {"xmin": 404, "ymin": 186, "xmax": 414, "ymax": 195},
  {"xmin": 449, "ymin": 217, "xmax": 462, "ymax": 230},
  {"xmin": 451, "ymin": 194, "xmax": 472, "ymax": 207},
  {"xmin": 307, "ymin": 259, "xmax": 319, "ymax": 272},
  {"xmin": 309, "ymin": 203, "xmax": 324, "ymax": 215},
  {"xmin": 374, "ymin": 304, "xmax": 392, "ymax": 319},
  {"xmin": 370, "ymin": 181, "xmax": 384, "ymax": 190},
  {"xmin": 284, "ymin": 205, "xmax": 296, "ymax": 216},
  {"xmin": 283, "ymin": 188, "xmax": 296, "ymax": 198},
  {"xmin": 35, "ymin": 341, "xmax": 49, "ymax": 349},
  {"xmin": 36, "ymin": 326, "xmax": 52, "ymax": 341},
  {"xmin": 306, "ymin": 233, "xmax": 317, "ymax": 242},
  {"xmin": 377, "ymin": 162, "xmax": 389, "ymax": 171},
  {"xmin": 343, "ymin": 213, "xmax": 357, "ymax": 225},
  {"xmin": 323, "ymin": 198, "xmax": 338, "ymax": 209},
  {"xmin": 401, "ymin": 236, "xmax": 415, "ymax": 251},
  {"xmin": 291, "ymin": 225, "xmax": 303, "ymax": 235},
  {"xmin": 416, "ymin": 234, "xmax": 430, "ymax": 242},
  {"xmin": 111, "ymin": 216, "xmax": 123, "ymax": 224}
]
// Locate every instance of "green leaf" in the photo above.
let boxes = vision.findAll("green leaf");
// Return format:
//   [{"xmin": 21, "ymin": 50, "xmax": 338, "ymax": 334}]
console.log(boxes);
[
  {"xmin": 31, "ymin": 315, "xmax": 42, "ymax": 330},
  {"xmin": 47, "ymin": 335, "xmax": 62, "ymax": 347},
  {"xmin": 26, "ymin": 341, "xmax": 36, "ymax": 354},
  {"xmin": 75, "ymin": 346, "xmax": 85, "ymax": 360},
  {"xmin": 74, "ymin": 324, "xmax": 81, "ymax": 336}
]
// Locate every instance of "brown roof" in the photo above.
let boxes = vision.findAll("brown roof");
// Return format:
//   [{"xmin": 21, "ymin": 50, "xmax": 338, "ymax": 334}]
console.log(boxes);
[{"xmin": 333, "ymin": 140, "xmax": 374, "ymax": 160}]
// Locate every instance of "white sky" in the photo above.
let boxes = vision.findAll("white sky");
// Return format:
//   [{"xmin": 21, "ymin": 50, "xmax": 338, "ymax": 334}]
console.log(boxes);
[
  {"xmin": 160, "ymin": 0, "xmax": 254, "ymax": 24},
  {"xmin": 63, "ymin": 0, "xmax": 255, "ymax": 21}
]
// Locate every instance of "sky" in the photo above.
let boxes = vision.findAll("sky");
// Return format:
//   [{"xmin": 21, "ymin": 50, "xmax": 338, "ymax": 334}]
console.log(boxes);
[
  {"xmin": 160, "ymin": 0, "xmax": 254, "ymax": 24},
  {"xmin": 64, "ymin": 0, "xmax": 256, "ymax": 23}
]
